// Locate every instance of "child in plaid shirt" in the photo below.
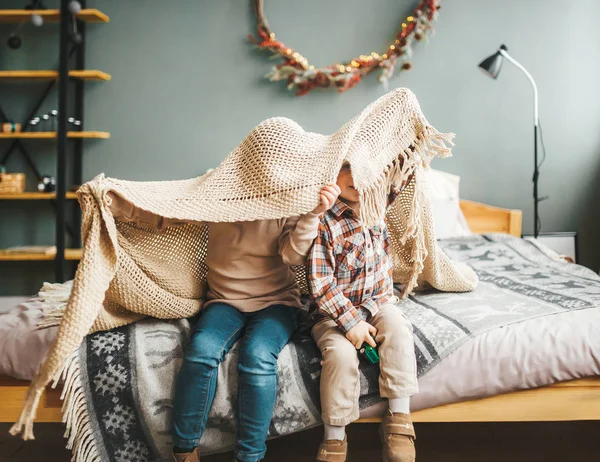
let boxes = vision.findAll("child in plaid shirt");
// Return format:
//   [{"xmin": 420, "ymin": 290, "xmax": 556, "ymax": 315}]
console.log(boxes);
[{"xmin": 307, "ymin": 162, "xmax": 418, "ymax": 462}]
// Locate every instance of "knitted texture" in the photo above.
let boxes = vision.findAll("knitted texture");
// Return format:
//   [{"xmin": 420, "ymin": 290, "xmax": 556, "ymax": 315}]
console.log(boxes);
[{"xmin": 10, "ymin": 88, "xmax": 478, "ymax": 440}]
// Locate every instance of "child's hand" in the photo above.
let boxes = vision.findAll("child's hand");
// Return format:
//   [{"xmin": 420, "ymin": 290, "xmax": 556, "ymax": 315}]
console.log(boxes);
[
  {"xmin": 346, "ymin": 321, "xmax": 377, "ymax": 350},
  {"xmin": 312, "ymin": 184, "xmax": 341, "ymax": 215}
]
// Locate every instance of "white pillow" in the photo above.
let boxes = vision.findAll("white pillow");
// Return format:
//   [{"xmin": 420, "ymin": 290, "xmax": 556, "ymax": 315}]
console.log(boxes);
[{"xmin": 422, "ymin": 169, "xmax": 472, "ymax": 239}]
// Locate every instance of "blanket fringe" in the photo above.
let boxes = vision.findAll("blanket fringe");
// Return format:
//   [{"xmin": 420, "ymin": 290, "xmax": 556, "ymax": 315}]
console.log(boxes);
[
  {"xmin": 9, "ymin": 350, "xmax": 102, "ymax": 462},
  {"xmin": 37, "ymin": 281, "xmax": 73, "ymax": 329},
  {"xmin": 422, "ymin": 126, "xmax": 455, "ymax": 160},
  {"xmin": 8, "ymin": 387, "xmax": 42, "ymax": 440},
  {"xmin": 399, "ymin": 168, "xmax": 428, "ymax": 297},
  {"xmin": 359, "ymin": 128, "xmax": 454, "ymax": 229},
  {"xmin": 58, "ymin": 352, "xmax": 103, "ymax": 462},
  {"xmin": 38, "ymin": 308, "xmax": 68, "ymax": 329},
  {"xmin": 396, "ymin": 130, "xmax": 445, "ymax": 297}
]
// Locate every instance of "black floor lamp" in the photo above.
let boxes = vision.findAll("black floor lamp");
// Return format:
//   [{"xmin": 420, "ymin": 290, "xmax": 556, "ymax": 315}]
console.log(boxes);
[{"xmin": 478, "ymin": 44, "xmax": 546, "ymax": 238}]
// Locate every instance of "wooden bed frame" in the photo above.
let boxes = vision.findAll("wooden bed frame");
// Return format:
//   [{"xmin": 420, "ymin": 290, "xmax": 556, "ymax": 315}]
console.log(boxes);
[{"xmin": 1, "ymin": 200, "xmax": 598, "ymax": 425}]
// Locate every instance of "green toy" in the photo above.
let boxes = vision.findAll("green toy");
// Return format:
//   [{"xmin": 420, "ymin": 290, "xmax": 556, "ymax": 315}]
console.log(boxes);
[{"xmin": 359, "ymin": 337, "xmax": 380, "ymax": 364}]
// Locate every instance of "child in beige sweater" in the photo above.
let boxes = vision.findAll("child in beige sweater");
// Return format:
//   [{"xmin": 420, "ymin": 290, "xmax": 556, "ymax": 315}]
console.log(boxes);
[{"xmin": 166, "ymin": 184, "xmax": 340, "ymax": 462}]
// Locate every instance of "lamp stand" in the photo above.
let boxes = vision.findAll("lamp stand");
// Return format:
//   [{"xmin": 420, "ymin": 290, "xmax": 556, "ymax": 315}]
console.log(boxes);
[
  {"xmin": 534, "ymin": 125, "xmax": 539, "ymax": 238},
  {"xmin": 499, "ymin": 48, "xmax": 540, "ymax": 238}
]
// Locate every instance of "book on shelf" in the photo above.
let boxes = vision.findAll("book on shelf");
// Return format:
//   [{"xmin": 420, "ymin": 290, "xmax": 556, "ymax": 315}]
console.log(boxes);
[{"xmin": 3, "ymin": 245, "xmax": 57, "ymax": 255}]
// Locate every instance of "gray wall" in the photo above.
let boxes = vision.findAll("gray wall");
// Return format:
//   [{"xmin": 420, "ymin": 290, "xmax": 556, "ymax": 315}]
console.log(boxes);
[{"xmin": 1, "ymin": 0, "xmax": 600, "ymax": 295}]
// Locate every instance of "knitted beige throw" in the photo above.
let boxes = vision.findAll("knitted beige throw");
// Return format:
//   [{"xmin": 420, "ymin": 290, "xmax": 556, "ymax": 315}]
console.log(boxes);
[{"xmin": 10, "ymin": 88, "xmax": 478, "ymax": 441}]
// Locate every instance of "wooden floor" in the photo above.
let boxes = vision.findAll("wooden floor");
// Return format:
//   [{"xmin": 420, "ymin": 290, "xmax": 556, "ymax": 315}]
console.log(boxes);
[{"xmin": 1, "ymin": 421, "xmax": 599, "ymax": 461}]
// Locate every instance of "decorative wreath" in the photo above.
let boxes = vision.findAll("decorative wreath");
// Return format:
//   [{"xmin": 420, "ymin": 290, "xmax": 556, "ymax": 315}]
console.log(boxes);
[{"xmin": 248, "ymin": 0, "xmax": 442, "ymax": 96}]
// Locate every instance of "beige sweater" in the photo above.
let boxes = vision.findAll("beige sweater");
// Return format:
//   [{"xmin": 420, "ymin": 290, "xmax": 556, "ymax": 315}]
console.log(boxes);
[
  {"xmin": 105, "ymin": 192, "xmax": 321, "ymax": 311},
  {"xmin": 205, "ymin": 214, "xmax": 320, "ymax": 311}
]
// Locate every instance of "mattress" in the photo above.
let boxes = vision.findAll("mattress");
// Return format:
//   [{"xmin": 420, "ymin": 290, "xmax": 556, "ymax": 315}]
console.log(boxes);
[
  {"xmin": 1, "ymin": 235, "xmax": 599, "ymax": 414},
  {"xmin": 361, "ymin": 305, "xmax": 600, "ymax": 417}
]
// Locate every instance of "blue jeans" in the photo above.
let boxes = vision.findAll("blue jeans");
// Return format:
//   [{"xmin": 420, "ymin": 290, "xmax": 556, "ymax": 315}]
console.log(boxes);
[{"xmin": 172, "ymin": 302, "xmax": 298, "ymax": 462}]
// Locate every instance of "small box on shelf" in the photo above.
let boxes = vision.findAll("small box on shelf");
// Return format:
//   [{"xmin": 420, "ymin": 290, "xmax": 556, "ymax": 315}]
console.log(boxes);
[
  {"xmin": 0, "ymin": 166, "xmax": 25, "ymax": 195},
  {"xmin": 1, "ymin": 122, "xmax": 21, "ymax": 133}
]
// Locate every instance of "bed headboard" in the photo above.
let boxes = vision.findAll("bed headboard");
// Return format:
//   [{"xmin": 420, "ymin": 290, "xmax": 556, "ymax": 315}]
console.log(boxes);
[{"xmin": 459, "ymin": 200, "xmax": 522, "ymax": 237}]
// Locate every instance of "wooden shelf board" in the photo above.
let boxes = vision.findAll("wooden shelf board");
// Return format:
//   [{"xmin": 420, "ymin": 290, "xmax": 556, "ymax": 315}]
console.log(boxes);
[
  {"xmin": 66, "ymin": 131, "xmax": 110, "ymax": 139},
  {"xmin": 0, "ymin": 248, "xmax": 82, "ymax": 261},
  {"xmin": 0, "ymin": 9, "xmax": 109, "ymax": 23},
  {"xmin": 0, "ymin": 131, "xmax": 110, "ymax": 139},
  {"xmin": 0, "ymin": 192, "xmax": 78, "ymax": 200},
  {"xmin": 0, "ymin": 70, "xmax": 111, "ymax": 81},
  {"xmin": 65, "ymin": 249, "xmax": 82, "ymax": 260}
]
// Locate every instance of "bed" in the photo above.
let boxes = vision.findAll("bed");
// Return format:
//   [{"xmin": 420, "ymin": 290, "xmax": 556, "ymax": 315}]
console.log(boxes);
[
  {"xmin": 0, "ymin": 198, "xmax": 599, "ymax": 460},
  {"xmin": 359, "ymin": 199, "xmax": 600, "ymax": 423}
]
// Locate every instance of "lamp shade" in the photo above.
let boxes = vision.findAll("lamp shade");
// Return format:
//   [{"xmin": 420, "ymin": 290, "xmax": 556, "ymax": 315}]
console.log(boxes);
[{"xmin": 478, "ymin": 44, "xmax": 508, "ymax": 79}]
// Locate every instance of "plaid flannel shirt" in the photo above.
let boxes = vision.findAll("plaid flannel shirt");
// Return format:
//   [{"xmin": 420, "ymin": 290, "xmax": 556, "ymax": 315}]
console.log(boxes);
[{"xmin": 307, "ymin": 187, "xmax": 401, "ymax": 333}]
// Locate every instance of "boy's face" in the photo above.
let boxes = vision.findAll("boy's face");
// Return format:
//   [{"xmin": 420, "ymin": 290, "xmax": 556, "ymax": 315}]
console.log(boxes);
[{"xmin": 336, "ymin": 163, "xmax": 359, "ymax": 203}]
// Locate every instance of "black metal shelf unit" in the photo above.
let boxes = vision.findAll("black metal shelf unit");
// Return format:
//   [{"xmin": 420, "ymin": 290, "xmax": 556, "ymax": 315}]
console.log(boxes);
[{"xmin": 0, "ymin": 1, "xmax": 109, "ymax": 282}]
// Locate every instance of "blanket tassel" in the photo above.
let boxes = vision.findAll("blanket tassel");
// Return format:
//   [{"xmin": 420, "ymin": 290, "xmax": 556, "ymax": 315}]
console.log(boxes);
[
  {"xmin": 59, "ymin": 352, "xmax": 103, "ymax": 462},
  {"xmin": 9, "ymin": 351, "xmax": 102, "ymax": 462},
  {"xmin": 37, "ymin": 281, "xmax": 72, "ymax": 329},
  {"xmin": 8, "ymin": 387, "xmax": 43, "ymax": 440}
]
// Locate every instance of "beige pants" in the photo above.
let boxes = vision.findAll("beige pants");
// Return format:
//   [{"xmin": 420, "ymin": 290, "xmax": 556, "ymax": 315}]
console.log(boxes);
[{"xmin": 311, "ymin": 303, "xmax": 418, "ymax": 426}]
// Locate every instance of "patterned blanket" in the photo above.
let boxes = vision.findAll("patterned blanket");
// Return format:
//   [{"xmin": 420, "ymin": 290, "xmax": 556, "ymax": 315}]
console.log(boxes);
[{"xmin": 70, "ymin": 234, "xmax": 600, "ymax": 461}]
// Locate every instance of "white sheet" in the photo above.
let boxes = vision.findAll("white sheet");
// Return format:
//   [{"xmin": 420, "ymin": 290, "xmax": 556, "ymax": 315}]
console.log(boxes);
[{"xmin": 0, "ymin": 296, "xmax": 59, "ymax": 381}]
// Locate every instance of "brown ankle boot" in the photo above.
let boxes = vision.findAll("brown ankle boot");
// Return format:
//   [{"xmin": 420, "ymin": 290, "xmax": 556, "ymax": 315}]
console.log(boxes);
[
  {"xmin": 380, "ymin": 411, "xmax": 416, "ymax": 462},
  {"xmin": 172, "ymin": 447, "xmax": 200, "ymax": 462},
  {"xmin": 316, "ymin": 437, "xmax": 348, "ymax": 461}
]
